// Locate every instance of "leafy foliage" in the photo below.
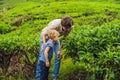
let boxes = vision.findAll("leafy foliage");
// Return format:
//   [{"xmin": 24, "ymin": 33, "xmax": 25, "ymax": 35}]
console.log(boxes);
[
  {"xmin": 63, "ymin": 23, "xmax": 120, "ymax": 79},
  {"xmin": 0, "ymin": 1, "xmax": 120, "ymax": 80}
]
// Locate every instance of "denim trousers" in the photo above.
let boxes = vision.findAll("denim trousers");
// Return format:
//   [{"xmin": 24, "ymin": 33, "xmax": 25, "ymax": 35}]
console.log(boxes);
[
  {"xmin": 36, "ymin": 35, "xmax": 61, "ymax": 79},
  {"xmin": 36, "ymin": 60, "xmax": 49, "ymax": 80}
]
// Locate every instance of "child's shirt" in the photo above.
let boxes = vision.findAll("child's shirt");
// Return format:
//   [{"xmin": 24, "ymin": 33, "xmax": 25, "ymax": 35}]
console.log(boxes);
[{"xmin": 39, "ymin": 40, "xmax": 54, "ymax": 62}]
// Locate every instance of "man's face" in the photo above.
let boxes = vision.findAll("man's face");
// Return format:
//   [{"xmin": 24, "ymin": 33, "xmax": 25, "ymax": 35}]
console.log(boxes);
[{"xmin": 62, "ymin": 26, "xmax": 71, "ymax": 31}]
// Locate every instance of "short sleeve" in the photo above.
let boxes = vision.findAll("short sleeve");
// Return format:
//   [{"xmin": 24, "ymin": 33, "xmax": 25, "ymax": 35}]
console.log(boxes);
[{"xmin": 46, "ymin": 42, "xmax": 53, "ymax": 48}]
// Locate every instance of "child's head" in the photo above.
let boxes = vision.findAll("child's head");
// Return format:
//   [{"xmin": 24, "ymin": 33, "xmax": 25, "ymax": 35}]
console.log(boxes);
[
  {"xmin": 61, "ymin": 16, "xmax": 74, "ymax": 31},
  {"xmin": 47, "ymin": 30, "xmax": 60, "ymax": 42}
]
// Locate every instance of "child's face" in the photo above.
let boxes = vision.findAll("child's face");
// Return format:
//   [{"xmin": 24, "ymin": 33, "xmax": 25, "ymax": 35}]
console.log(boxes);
[{"xmin": 52, "ymin": 36, "xmax": 59, "ymax": 42}]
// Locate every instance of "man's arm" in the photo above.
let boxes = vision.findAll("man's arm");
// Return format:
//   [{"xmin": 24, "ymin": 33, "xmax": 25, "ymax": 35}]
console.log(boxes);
[
  {"xmin": 42, "ymin": 34, "xmax": 46, "ymax": 44},
  {"xmin": 59, "ymin": 26, "xmax": 74, "ymax": 50},
  {"xmin": 41, "ymin": 19, "xmax": 61, "ymax": 43},
  {"xmin": 44, "ymin": 46, "xmax": 51, "ymax": 67}
]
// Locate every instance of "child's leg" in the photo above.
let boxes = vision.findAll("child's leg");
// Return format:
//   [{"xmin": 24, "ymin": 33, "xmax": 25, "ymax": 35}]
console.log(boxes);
[
  {"xmin": 36, "ymin": 60, "xmax": 48, "ymax": 80},
  {"xmin": 39, "ymin": 61, "xmax": 48, "ymax": 80},
  {"xmin": 53, "ymin": 40, "xmax": 61, "ymax": 79},
  {"xmin": 44, "ymin": 67, "xmax": 50, "ymax": 80}
]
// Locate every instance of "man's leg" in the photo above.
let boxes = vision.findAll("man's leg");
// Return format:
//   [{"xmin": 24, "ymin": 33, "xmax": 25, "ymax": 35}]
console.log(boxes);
[
  {"xmin": 36, "ymin": 59, "xmax": 41, "ymax": 80},
  {"xmin": 36, "ymin": 35, "xmax": 43, "ymax": 79},
  {"xmin": 53, "ymin": 40, "xmax": 61, "ymax": 79}
]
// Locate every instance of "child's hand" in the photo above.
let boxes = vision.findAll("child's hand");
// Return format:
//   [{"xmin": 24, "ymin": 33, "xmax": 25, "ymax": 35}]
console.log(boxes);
[
  {"xmin": 46, "ymin": 61, "xmax": 50, "ymax": 67},
  {"xmin": 58, "ymin": 50, "xmax": 62, "ymax": 58}
]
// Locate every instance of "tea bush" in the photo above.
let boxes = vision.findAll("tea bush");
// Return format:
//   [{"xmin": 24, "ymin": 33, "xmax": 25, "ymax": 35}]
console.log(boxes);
[
  {"xmin": 63, "ymin": 23, "xmax": 120, "ymax": 79},
  {"xmin": 0, "ymin": 1, "xmax": 120, "ymax": 80}
]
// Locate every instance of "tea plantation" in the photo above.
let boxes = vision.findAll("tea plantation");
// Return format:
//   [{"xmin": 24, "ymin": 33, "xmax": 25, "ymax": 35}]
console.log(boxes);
[{"xmin": 0, "ymin": 0, "xmax": 120, "ymax": 80}]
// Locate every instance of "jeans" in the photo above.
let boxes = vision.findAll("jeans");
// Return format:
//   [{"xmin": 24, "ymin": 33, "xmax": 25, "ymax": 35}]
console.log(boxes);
[
  {"xmin": 53, "ymin": 41, "xmax": 61, "ymax": 79},
  {"xmin": 36, "ymin": 60, "xmax": 49, "ymax": 80},
  {"xmin": 36, "ymin": 35, "xmax": 61, "ymax": 79},
  {"xmin": 36, "ymin": 36, "xmax": 44, "ymax": 79}
]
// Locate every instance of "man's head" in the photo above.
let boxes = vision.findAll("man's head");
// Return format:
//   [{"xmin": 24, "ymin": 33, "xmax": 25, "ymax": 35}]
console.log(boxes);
[
  {"xmin": 61, "ymin": 16, "xmax": 74, "ymax": 31},
  {"xmin": 47, "ymin": 30, "xmax": 60, "ymax": 42}
]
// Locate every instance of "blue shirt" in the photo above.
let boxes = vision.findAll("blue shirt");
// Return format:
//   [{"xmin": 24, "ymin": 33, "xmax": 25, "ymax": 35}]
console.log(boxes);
[{"xmin": 40, "ymin": 40, "xmax": 54, "ymax": 62}]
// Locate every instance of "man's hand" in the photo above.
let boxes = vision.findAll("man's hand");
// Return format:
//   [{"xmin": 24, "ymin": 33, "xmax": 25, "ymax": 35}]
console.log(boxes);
[
  {"xmin": 41, "ymin": 43, "xmax": 45, "ymax": 50},
  {"xmin": 46, "ymin": 61, "xmax": 50, "ymax": 67},
  {"xmin": 58, "ymin": 50, "xmax": 62, "ymax": 58}
]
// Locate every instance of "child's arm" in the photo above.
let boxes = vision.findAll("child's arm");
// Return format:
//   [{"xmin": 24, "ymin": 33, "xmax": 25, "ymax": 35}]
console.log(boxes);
[{"xmin": 44, "ymin": 46, "xmax": 51, "ymax": 67}]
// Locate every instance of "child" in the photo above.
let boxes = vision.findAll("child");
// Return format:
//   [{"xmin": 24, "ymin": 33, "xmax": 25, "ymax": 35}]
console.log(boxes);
[
  {"xmin": 36, "ymin": 30, "xmax": 60, "ymax": 80},
  {"xmin": 39, "ymin": 16, "xmax": 74, "ymax": 80}
]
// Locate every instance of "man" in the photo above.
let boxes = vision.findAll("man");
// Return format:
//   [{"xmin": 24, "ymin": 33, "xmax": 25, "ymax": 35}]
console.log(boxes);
[{"xmin": 36, "ymin": 16, "xmax": 74, "ymax": 80}]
